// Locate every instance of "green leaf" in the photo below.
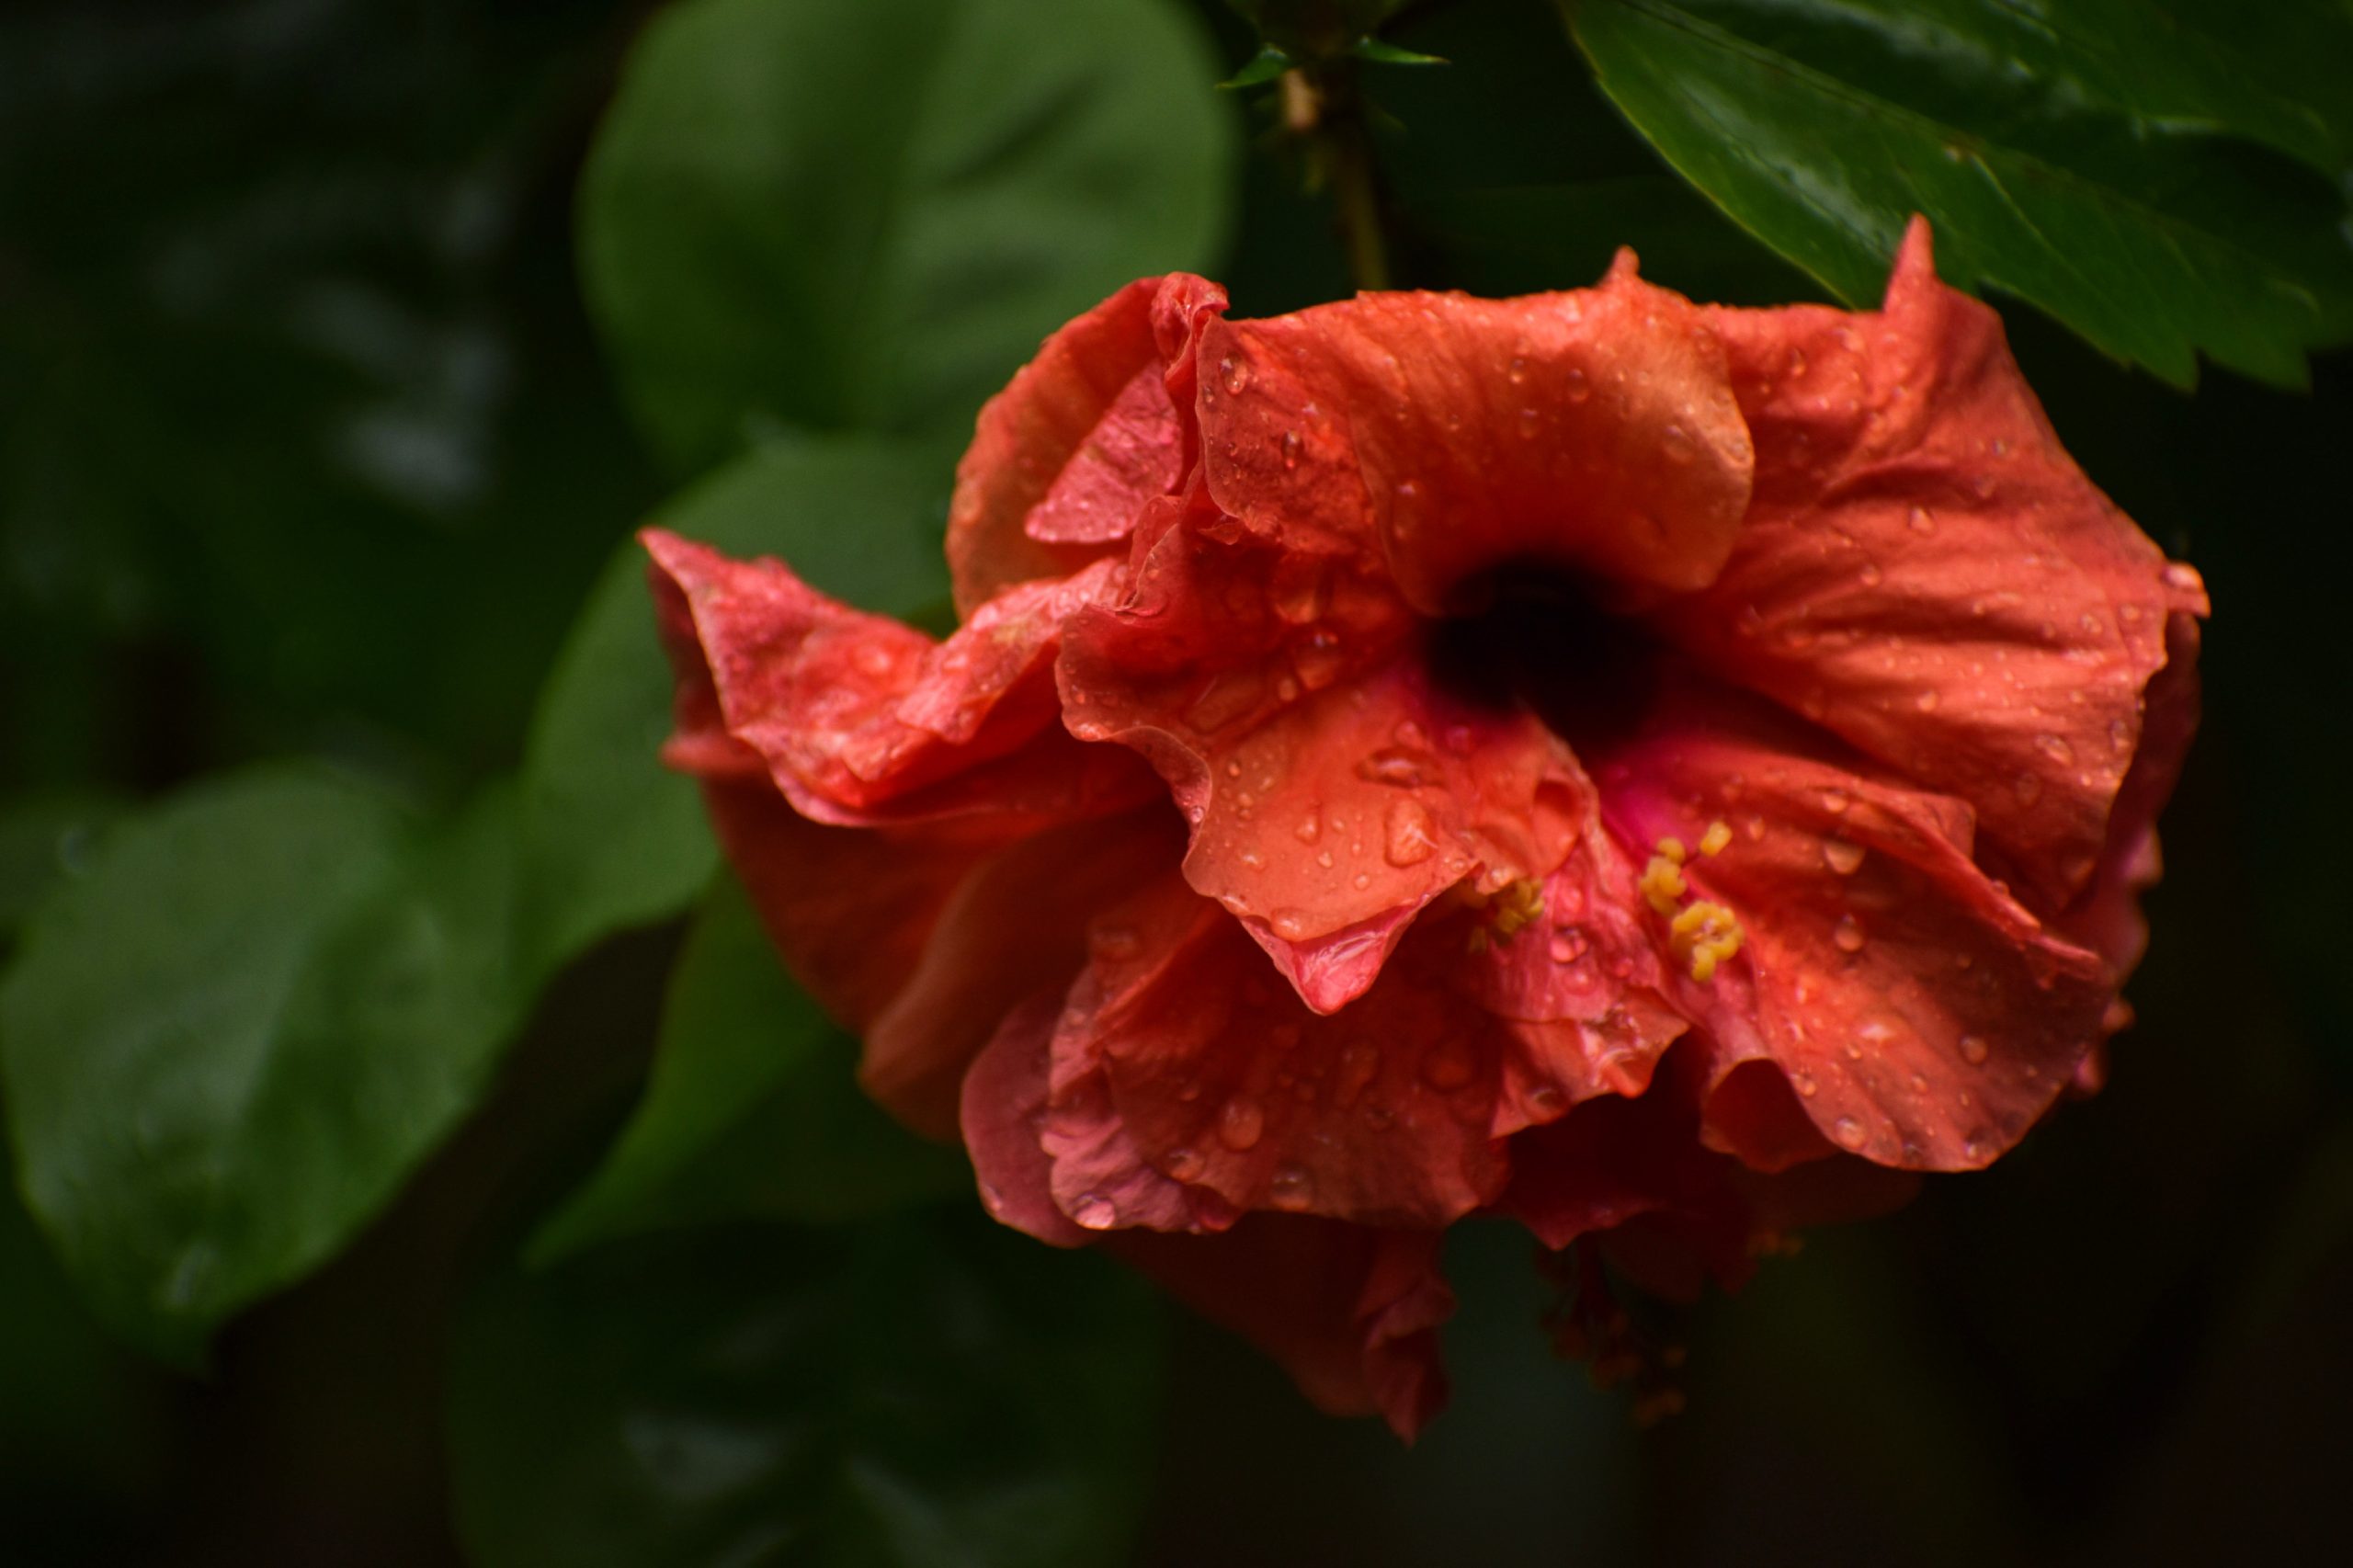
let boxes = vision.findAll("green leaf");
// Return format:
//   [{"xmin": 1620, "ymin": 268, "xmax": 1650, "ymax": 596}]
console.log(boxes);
[
  {"xmin": 581, "ymin": 0, "xmax": 1237, "ymax": 474},
  {"xmin": 530, "ymin": 877, "xmax": 968, "ymax": 1265},
  {"xmin": 1568, "ymin": 0, "xmax": 2353, "ymax": 387},
  {"xmin": 0, "ymin": 794, "xmax": 125, "ymax": 941},
  {"xmin": 1221, "ymin": 45, "xmax": 1295, "ymax": 89},
  {"xmin": 1350, "ymin": 39, "xmax": 1447, "ymax": 67},
  {"xmin": 0, "ymin": 769, "xmax": 528, "ymax": 1362},
  {"xmin": 517, "ymin": 434, "xmax": 957, "ymax": 975},
  {"xmin": 449, "ymin": 1215, "xmax": 1165, "ymax": 1568}
]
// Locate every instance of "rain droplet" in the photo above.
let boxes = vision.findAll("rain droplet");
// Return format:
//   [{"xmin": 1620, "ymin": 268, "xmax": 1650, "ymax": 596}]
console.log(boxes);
[
  {"xmin": 1294, "ymin": 812, "xmax": 1321, "ymax": 845},
  {"xmin": 1833, "ymin": 1116, "xmax": 1867, "ymax": 1150},
  {"xmin": 1792, "ymin": 1069, "xmax": 1819, "ymax": 1098},
  {"xmin": 1357, "ymin": 747, "xmax": 1428, "ymax": 788},
  {"xmin": 1661, "ymin": 424, "xmax": 1696, "ymax": 464},
  {"xmin": 1907, "ymin": 506, "xmax": 1936, "ymax": 534},
  {"xmin": 1563, "ymin": 367, "xmax": 1590, "ymax": 402},
  {"xmin": 1915, "ymin": 689, "xmax": 1940, "ymax": 713},
  {"xmin": 1859, "ymin": 562, "xmax": 1883, "ymax": 586},
  {"xmin": 1823, "ymin": 838, "xmax": 1865, "ymax": 875},
  {"xmin": 1221, "ymin": 355, "xmax": 1250, "ymax": 395},
  {"xmin": 1072, "ymin": 1192, "xmax": 1118, "ymax": 1229},
  {"xmin": 1268, "ymin": 1165, "xmax": 1313, "ymax": 1210},
  {"xmin": 1832, "ymin": 914, "xmax": 1867, "ymax": 953},
  {"xmin": 1958, "ymin": 1034, "xmax": 1990, "ymax": 1065},
  {"xmin": 1218, "ymin": 1096, "xmax": 1264, "ymax": 1151},
  {"xmin": 1548, "ymin": 932, "xmax": 1588, "ymax": 964},
  {"xmin": 1421, "ymin": 1038, "xmax": 1475, "ymax": 1091},
  {"xmin": 1383, "ymin": 800, "xmax": 1438, "ymax": 867},
  {"xmin": 1185, "ymin": 668, "xmax": 1265, "ymax": 733},
  {"xmin": 2036, "ymin": 733, "xmax": 2075, "ymax": 766},
  {"xmin": 1528, "ymin": 1084, "xmax": 1566, "ymax": 1116},
  {"xmin": 1821, "ymin": 787, "xmax": 1850, "ymax": 814},
  {"xmin": 1507, "ymin": 355, "xmax": 1529, "ymax": 384},
  {"xmin": 1279, "ymin": 429, "xmax": 1302, "ymax": 470},
  {"xmin": 1165, "ymin": 1147, "xmax": 1205, "ymax": 1181},
  {"xmin": 1270, "ymin": 908, "xmax": 1315, "ymax": 940}
]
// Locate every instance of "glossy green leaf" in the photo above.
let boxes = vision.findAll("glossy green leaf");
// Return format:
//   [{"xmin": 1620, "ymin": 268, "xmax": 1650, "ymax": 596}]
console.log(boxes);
[
  {"xmin": 581, "ymin": 0, "xmax": 1236, "ymax": 474},
  {"xmin": 530, "ymin": 877, "xmax": 967, "ymax": 1264},
  {"xmin": 1569, "ymin": 0, "xmax": 2353, "ymax": 387},
  {"xmin": 450, "ymin": 1215, "xmax": 1164, "ymax": 1568},
  {"xmin": 517, "ymin": 434, "xmax": 956, "ymax": 974},
  {"xmin": 0, "ymin": 770, "xmax": 527, "ymax": 1362}
]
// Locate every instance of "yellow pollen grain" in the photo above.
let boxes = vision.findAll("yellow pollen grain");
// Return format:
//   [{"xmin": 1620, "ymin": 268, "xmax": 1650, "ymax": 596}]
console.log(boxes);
[
  {"xmin": 1670, "ymin": 900, "xmax": 1744, "ymax": 983},
  {"xmin": 1698, "ymin": 820, "xmax": 1733, "ymax": 858},
  {"xmin": 1639, "ymin": 852, "xmax": 1687, "ymax": 916},
  {"xmin": 1468, "ymin": 877, "xmax": 1545, "ymax": 951},
  {"xmin": 1658, "ymin": 836, "xmax": 1688, "ymax": 865}
]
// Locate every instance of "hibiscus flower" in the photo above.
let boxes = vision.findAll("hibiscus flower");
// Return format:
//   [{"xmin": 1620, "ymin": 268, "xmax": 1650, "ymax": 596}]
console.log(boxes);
[{"xmin": 644, "ymin": 218, "xmax": 2205, "ymax": 1438}]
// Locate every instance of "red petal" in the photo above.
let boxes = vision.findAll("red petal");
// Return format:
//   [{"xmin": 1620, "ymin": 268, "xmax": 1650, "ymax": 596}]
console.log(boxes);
[
  {"xmin": 947, "ymin": 277, "xmax": 1187, "ymax": 614},
  {"xmin": 1192, "ymin": 260, "xmax": 1752, "ymax": 610},
  {"xmin": 860, "ymin": 806, "xmax": 1184, "ymax": 1137},
  {"xmin": 647, "ymin": 528, "xmax": 1152, "ymax": 826},
  {"xmin": 1598, "ymin": 683, "xmax": 2110, "ymax": 1173},
  {"xmin": 1112, "ymin": 1220, "xmax": 1455, "ymax": 1441},
  {"xmin": 1064, "ymin": 520, "xmax": 1586, "ymax": 1008},
  {"xmin": 1462, "ymin": 819, "xmax": 1690, "ymax": 1135},
  {"xmin": 1658, "ymin": 218, "xmax": 2208, "ymax": 911},
  {"xmin": 1040, "ymin": 872, "xmax": 1514, "ymax": 1229}
]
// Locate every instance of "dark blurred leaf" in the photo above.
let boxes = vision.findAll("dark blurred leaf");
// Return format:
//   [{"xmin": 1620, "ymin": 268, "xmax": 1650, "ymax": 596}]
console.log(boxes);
[
  {"xmin": 581, "ymin": 0, "xmax": 1237, "ymax": 475},
  {"xmin": 449, "ymin": 1215, "xmax": 1165, "ymax": 1568},
  {"xmin": 0, "ymin": 794, "xmax": 127, "ymax": 939},
  {"xmin": 517, "ymin": 433, "xmax": 956, "ymax": 972},
  {"xmin": 531, "ymin": 877, "xmax": 967, "ymax": 1264},
  {"xmin": 1568, "ymin": 0, "xmax": 2353, "ymax": 386},
  {"xmin": 0, "ymin": 0, "xmax": 661, "ymax": 790},
  {"xmin": 0, "ymin": 768, "xmax": 527, "ymax": 1362}
]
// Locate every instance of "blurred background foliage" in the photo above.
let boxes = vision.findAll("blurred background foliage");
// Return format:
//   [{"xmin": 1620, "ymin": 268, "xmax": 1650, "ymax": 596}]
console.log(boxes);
[{"xmin": 1, "ymin": 0, "xmax": 2347, "ymax": 1562}]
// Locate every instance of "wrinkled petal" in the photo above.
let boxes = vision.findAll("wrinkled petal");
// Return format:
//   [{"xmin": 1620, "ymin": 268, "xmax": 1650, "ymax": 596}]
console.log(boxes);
[
  {"xmin": 1064, "ymin": 520, "xmax": 1585, "ymax": 1008},
  {"xmin": 861, "ymin": 807, "xmax": 1183, "ymax": 1136},
  {"xmin": 1112, "ymin": 1220, "xmax": 1455, "ymax": 1441},
  {"xmin": 1499, "ymin": 1060, "xmax": 1917, "ymax": 1298},
  {"xmin": 1657, "ymin": 218, "xmax": 2210, "ymax": 911},
  {"xmin": 648, "ymin": 529, "xmax": 1153, "ymax": 826},
  {"xmin": 1040, "ymin": 872, "xmax": 1513, "ymax": 1229},
  {"xmin": 1194, "ymin": 253, "xmax": 1753, "ymax": 610},
  {"xmin": 1461, "ymin": 819, "xmax": 1689, "ymax": 1135},
  {"xmin": 1598, "ymin": 683, "xmax": 2109, "ymax": 1173},
  {"xmin": 948, "ymin": 277, "xmax": 1184, "ymax": 613}
]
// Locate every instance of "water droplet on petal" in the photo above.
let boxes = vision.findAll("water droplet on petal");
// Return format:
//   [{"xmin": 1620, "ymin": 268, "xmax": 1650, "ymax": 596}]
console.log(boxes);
[
  {"xmin": 1072, "ymin": 1192, "xmax": 1118, "ymax": 1229},
  {"xmin": 1294, "ymin": 812, "xmax": 1321, "ymax": 845},
  {"xmin": 1279, "ymin": 428, "xmax": 1302, "ymax": 470},
  {"xmin": 1907, "ymin": 506, "xmax": 1936, "ymax": 534},
  {"xmin": 1268, "ymin": 1165, "xmax": 1313, "ymax": 1210},
  {"xmin": 1958, "ymin": 1034, "xmax": 1990, "ymax": 1065},
  {"xmin": 1270, "ymin": 908, "xmax": 1315, "ymax": 940},
  {"xmin": 1383, "ymin": 800, "xmax": 1438, "ymax": 867},
  {"xmin": 1357, "ymin": 747, "xmax": 1428, "ymax": 788},
  {"xmin": 1833, "ymin": 914, "xmax": 1867, "ymax": 953},
  {"xmin": 1820, "ymin": 787, "xmax": 1850, "ymax": 814},
  {"xmin": 1792, "ymin": 1069, "xmax": 1819, "ymax": 1098},
  {"xmin": 1220, "ymin": 355, "xmax": 1250, "ymax": 395},
  {"xmin": 1420, "ymin": 1037, "xmax": 1475, "ymax": 1091},
  {"xmin": 1661, "ymin": 424, "xmax": 1695, "ymax": 464},
  {"xmin": 2036, "ymin": 733, "xmax": 2075, "ymax": 766},
  {"xmin": 1823, "ymin": 838, "xmax": 1865, "ymax": 875},
  {"xmin": 1833, "ymin": 1116, "xmax": 1867, "ymax": 1150},
  {"xmin": 1165, "ymin": 1147, "xmax": 1205, "ymax": 1181},
  {"xmin": 1218, "ymin": 1096, "xmax": 1264, "ymax": 1151},
  {"xmin": 1859, "ymin": 561, "xmax": 1883, "ymax": 586},
  {"xmin": 1563, "ymin": 367, "xmax": 1590, "ymax": 402}
]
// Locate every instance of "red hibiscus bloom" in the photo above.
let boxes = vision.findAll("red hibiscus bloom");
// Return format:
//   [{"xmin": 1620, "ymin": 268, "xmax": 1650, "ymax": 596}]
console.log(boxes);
[{"xmin": 644, "ymin": 219, "xmax": 2205, "ymax": 1439}]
